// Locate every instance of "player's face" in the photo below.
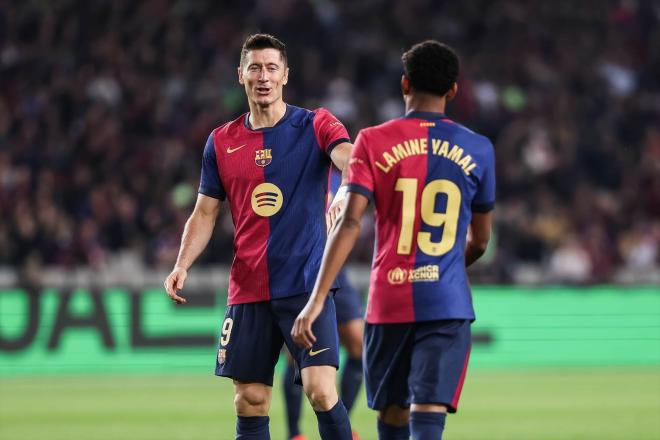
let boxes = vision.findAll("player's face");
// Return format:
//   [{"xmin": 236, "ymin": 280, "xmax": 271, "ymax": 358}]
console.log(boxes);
[{"xmin": 238, "ymin": 49, "xmax": 289, "ymax": 107}]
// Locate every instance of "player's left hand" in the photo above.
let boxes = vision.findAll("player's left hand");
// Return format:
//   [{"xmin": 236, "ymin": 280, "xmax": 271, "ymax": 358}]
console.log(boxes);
[{"xmin": 291, "ymin": 298, "xmax": 324, "ymax": 348}]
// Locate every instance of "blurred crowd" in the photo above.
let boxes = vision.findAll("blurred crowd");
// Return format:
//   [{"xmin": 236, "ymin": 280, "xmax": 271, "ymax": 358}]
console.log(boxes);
[{"xmin": 1, "ymin": 0, "xmax": 658, "ymax": 284}]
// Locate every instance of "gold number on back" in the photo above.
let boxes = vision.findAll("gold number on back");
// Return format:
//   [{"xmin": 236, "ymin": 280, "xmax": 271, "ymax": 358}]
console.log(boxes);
[
  {"xmin": 395, "ymin": 178, "xmax": 418, "ymax": 254},
  {"xmin": 220, "ymin": 317, "xmax": 233, "ymax": 346},
  {"xmin": 395, "ymin": 178, "xmax": 461, "ymax": 256}
]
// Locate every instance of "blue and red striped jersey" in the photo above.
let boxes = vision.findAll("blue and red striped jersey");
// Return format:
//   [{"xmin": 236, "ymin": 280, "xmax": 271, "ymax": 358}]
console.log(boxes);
[
  {"xmin": 347, "ymin": 111, "xmax": 495, "ymax": 324},
  {"xmin": 199, "ymin": 105, "xmax": 350, "ymax": 305}
]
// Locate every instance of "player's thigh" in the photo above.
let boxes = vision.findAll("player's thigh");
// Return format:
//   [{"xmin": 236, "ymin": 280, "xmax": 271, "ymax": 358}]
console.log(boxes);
[
  {"xmin": 215, "ymin": 302, "xmax": 283, "ymax": 386},
  {"xmin": 274, "ymin": 292, "xmax": 340, "ymax": 381},
  {"xmin": 408, "ymin": 319, "xmax": 471, "ymax": 413},
  {"xmin": 338, "ymin": 318, "xmax": 364, "ymax": 358},
  {"xmin": 363, "ymin": 322, "xmax": 415, "ymax": 411}
]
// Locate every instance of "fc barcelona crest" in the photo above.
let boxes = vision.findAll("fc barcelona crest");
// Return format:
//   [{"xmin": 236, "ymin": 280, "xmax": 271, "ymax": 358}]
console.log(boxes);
[{"xmin": 255, "ymin": 148, "xmax": 272, "ymax": 167}]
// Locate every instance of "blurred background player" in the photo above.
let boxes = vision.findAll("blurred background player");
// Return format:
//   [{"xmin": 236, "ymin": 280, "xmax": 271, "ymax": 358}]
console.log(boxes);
[
  {"xmin": 283, "ymin": 166, "xmax": 364, "ymax": 440},
  {"xmin": 292, "ymin": 40, "xmax": 495, "ymax": 440},
  {"xmin": 163, "ymin": 34, "xmax": 354, "ymax": 440}
]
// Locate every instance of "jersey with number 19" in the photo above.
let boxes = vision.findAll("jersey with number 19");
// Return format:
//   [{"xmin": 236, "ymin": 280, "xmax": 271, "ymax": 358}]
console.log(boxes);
[{"xmin": 347, "ymin": 111, "xmax": 495, "ymax": 324}]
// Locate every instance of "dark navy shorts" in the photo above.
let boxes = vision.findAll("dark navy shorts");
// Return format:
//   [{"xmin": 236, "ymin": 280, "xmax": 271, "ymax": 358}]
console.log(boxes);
[
  {"xmin": 333, "ymin": 270, "xmax": 363, "ymax": 324},
  {"xmin": 215, "ymin": 293, "xmax": 339, "ymax": 386},
  {"xmin": 364, "ymin": 319, "xmax": 471, "ymax": 413}
]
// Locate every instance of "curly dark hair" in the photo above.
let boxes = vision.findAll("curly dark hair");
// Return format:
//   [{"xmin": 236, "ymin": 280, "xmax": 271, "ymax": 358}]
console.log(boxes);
[
  {"xmin": 240, "ymin": 33, "xmax": 288, "ymax": 67},
  {"xmin": 401, "ymin": 40, "xmax": 459, "ymax": 96}
]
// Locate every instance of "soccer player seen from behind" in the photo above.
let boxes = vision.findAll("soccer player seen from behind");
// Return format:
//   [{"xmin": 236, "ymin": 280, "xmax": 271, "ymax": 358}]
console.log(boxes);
[
  {"xmin": 292, "ymin": 40, "xmax": 495, "ymax": 440},
  {"xmin": 163, "ymin": 34, "xmax": 354, "ymax": 440}
]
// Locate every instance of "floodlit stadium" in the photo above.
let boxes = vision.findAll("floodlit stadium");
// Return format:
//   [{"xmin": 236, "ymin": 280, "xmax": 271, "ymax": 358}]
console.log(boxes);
[{"xmin": 1, "ymin": 1, "xmax": 659, "ymax": 439}]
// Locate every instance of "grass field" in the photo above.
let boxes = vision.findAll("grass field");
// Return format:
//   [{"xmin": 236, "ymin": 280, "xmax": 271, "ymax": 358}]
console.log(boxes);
[{"xmin": 1, "ymin": 368, "xmax": 659, "ymax": 440}]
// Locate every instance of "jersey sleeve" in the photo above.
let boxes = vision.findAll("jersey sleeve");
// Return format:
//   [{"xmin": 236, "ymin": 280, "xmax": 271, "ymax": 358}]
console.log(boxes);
[
  {"xmin": 198, "ymin": 133, "xmax": 226, "ymax": 201},
  {"xmin": 312, "ymin": 108, "xmax": 351, "ymax": 154},
  {"xmin": 471, "ymin": 139, "xmax": 495, "ymax": 212},
  {"xmin": 346, "ymin": 130, "xmax": 375, "ymax": 202}
]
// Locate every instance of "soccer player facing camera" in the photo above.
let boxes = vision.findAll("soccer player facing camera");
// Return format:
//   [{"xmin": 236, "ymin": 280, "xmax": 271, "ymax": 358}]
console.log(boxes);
[
  {"xmin": 164, "ymin": 34, "xmax": 353, "ymax": 439},
  {"xmin": 292, "ymin": 40, "xmax": 495, "ymax": 440}
]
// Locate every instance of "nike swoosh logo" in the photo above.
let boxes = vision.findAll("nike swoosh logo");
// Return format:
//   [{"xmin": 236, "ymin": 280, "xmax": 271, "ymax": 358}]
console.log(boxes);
[
  {"xmin": 309, "ymin": 347, "xmax": 330, "ymax": 357},
  {"xmin": 226, "ymin": 144, "xmax": 247, "ymax": 153}
]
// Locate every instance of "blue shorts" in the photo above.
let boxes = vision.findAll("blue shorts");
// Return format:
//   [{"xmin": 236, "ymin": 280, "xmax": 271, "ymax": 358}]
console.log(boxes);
[
  {"xmin": 215, "ymin": 293, "xmax": 339, "ymax": 386},
  {"xmin": 333, "ymin": 270, "xmax": 363, "ymax": 324},
  {"xmin": 364, "ymin": 319, "xmax": 471, "ymax": 413}
]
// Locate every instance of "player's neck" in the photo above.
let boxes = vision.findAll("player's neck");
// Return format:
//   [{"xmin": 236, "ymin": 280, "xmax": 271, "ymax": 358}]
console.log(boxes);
[
  {"xmin": 247, "ymin": 100, "xmax": 287, "ymax": 129},
  {"xmin": 405, "ymin": 94, "xmax": 446, "ymax": 115}
]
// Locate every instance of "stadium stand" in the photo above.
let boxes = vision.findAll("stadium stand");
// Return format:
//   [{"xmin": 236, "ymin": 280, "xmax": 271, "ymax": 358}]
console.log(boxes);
[{"xmin": 1, "ymin": 0, "xmax": 658, "ymax": 284}]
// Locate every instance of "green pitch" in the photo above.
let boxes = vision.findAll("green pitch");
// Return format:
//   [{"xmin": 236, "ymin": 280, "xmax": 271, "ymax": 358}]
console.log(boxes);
[{"xmin": 1, "ymin": 368, "xmax": 659, "ymax": 440}]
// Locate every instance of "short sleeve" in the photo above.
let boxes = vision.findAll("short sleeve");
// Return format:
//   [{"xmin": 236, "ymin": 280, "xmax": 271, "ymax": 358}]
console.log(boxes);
[
  {"xmin": 198, "ymin": 133, "xmax": 226, "ymax": 200},
  {"xmin": 471, "ymin": 140, "xmax": 495, "ymax": 212},
  {"xmin": 346, "ymin": 130, "xmax": 375, "ymax": 202},
  {"xmin": 312, "ymin": 108, "xmax": 350, "ymax": 154}
]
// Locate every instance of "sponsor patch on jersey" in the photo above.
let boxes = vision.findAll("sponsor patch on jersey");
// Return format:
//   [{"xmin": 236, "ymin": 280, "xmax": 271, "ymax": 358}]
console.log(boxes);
[
  {"xmin": 217, "ymin": 348, "xmax": 226, "ymax": 364},
  {"xmin": 255, "ymin": 148, "xmax": 272, "ymax": 167},
  {"xmin": 387, "ymin": 265, "xmax": 440, "ymax": 284},
  {"xmin": 387, "ymin": 267, "xmax": 407, "ymax": 284},
  {"xmin": 251, "ymin": 183, "xmax": 283, "ymax": 217}
]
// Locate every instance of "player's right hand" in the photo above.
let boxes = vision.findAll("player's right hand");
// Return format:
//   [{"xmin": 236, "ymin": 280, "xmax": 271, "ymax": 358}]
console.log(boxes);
[
  {"xmin": 326, "ymin": 201, "xmax": 341, "ymax": 234},
  {"xmin": 163, "ymin": 267, "xmax": 188, "ymax": 304}
]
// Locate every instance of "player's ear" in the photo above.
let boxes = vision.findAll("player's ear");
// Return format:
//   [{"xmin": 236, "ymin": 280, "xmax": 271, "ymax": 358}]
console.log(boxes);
[
  {"xmin": 401, "ymin": 75, "xmax": 410, "ymax": 95},
  {"xmin": 446, "ymin": 82, "xmax": 458, "ymax": 101},
  {"xmin": 282, "ymin": 67, "xmax": 289, "ymax": 86},
  {"xmin": 238, "ymin": 66, "xmax": 244, "ymax": 85}
]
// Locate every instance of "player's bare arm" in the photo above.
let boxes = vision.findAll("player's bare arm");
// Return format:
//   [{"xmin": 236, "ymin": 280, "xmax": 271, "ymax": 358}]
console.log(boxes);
[
  {"xmin": 292, "ymin": 192, "xmax": 369, "ymax": 348},
  {"xmin": 326, "ymin": 142, "xmax": 353, "ymax": 232},
  {"xmin": 465, "ymin": 211, "xmax": 492, "ymax": 267},
  {"xmin": 330, "ymin": 142, "xmax": 352, "ymax": 176},
  {"xmin": 164, "ymin": 194, "xmax": 221, "ymax": 304}
]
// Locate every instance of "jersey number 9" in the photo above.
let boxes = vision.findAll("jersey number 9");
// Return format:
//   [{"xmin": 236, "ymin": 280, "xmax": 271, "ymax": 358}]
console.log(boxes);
[{"xmin": 220, "ymin": 318, "xmax": 233, "ymax": 346}]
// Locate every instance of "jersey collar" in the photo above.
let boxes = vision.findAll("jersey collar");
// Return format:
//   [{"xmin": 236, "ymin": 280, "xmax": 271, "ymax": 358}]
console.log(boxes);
[
  {"xmin": 404, "ymin": 110, "xmax": 446, "ymax": 120},
  {"xmin": 244, "ymin": 104, "xmax": 292, "ymax": 131}
]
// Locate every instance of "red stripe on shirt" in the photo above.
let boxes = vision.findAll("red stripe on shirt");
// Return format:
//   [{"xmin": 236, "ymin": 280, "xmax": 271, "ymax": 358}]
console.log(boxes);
[
  {"xmin": 214, "ymin": 119, "xmax": 271, "ymax": 304},
  {"xmin": 360, "ymin": 120, "xmax": 430, "ymax": 323},
  {"xmin": 451, "ymin": 344, "xmax": 471, "ymax": 410}
]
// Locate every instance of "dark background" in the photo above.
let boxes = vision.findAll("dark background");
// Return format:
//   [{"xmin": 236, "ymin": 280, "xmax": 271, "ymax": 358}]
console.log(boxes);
[{"xmin": 1, "ymin": 0, "xmax": 658, "ymax": 284}]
